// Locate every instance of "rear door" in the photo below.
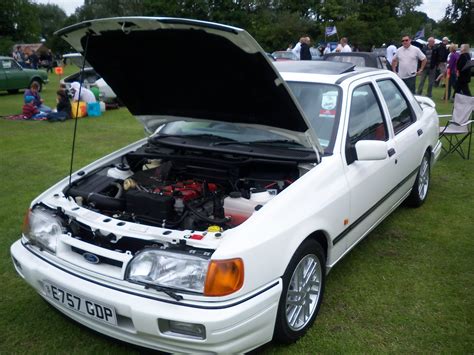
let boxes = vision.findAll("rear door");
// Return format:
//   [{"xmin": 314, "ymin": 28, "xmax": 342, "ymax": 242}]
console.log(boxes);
[{"xmin": 375, "ymin": 78, "xmax": 425, "ymax": 186}]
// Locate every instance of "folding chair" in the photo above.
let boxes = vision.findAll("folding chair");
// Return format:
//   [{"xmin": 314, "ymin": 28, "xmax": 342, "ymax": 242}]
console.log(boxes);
[{"xmin": 439, "ymin": 93, "xmax": 474, "ymax": 159}]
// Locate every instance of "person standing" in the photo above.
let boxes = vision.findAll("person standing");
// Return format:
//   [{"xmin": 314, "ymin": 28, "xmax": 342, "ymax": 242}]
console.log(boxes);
[
  {"xmin": 335, "ymin": 37, "xmax": 352, "ymax": 52},
  {"xmin": 29, "ymin": 50, "xmax": 39, "ymax": 69},
  {"xmin": 12, "ymin": 46, "xmax": 24, "ymax": 66},
  {"xmin": 291, "ymin": 38, "xmax": 303, "ymax": 58},
  {"xmin": 300, "ymin": 37, "xmax": 312, "ymax": 60},
  {"xmin": 417, "ymin": 37, "xmax": 437, "ymax": 97},
  {"xmin": 446, "ymin": 44, "xmax": 459, "ymax": 100},
  {"xmin": 391, "ymin": 34, "xmax": 427, "ymax": 94},
  {"xmin": 435, "ymin": 37, "xmax": 450, "ymax": 85},
  {"xmin": 455, "ymin": 44, "xmax": 472, "ymax": 96},
  {"xmin": 386, "ymin": 43, "xmax": 397, "ymax": 66}
]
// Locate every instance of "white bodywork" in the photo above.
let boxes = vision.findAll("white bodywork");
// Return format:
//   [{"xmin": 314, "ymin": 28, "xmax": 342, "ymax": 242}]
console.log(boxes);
[{"xmin": 11, "ymin": 17, "xmax": 442, "ymax": 354}]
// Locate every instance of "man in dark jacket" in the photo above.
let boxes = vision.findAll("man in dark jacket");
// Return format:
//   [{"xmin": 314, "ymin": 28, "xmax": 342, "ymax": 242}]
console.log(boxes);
[
  {"xmin": 417, "ymin": 37, "xmax": 437, "ymax": 97},
  {"xmin": 300, "ymin": 37, "xmax": 312, "ymax": 61}
]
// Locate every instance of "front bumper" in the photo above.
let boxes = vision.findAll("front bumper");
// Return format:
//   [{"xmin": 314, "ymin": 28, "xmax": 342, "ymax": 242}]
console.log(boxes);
[{"xmin": 10, "ymin": 240, "xmax": 281, "ymax": 354}]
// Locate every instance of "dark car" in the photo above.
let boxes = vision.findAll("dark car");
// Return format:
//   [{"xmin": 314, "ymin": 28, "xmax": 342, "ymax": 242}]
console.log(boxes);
[{"xmin": 323, "ymin": 52, "xmax": 390, "ymax": 70}]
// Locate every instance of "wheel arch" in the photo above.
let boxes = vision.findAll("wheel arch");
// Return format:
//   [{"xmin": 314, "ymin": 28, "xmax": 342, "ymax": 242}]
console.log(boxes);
[{"xmin": 305, "ymin": 230, "xmax": 329, "ymax": 260}]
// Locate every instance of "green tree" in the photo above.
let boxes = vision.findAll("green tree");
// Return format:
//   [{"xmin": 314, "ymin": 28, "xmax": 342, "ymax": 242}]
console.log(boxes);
[
  {"xmin": 0, "ymin": 0, "xmax": 40, "ymax": 55},
  {"xmin": 442, "ymin": 0, "xmax": 473, "ymax": 43}
]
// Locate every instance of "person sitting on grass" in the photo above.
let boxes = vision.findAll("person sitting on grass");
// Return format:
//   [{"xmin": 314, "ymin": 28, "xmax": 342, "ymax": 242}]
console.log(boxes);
[
  {"xmin": 46, "ymin": 90, "xmax": 72, "ymax": 122},
  {"xmin": 70, "ymin": 82, "xmax": 97, "ymax": 103},
  {"xmin": 22, "ymin": 96, "xmax": 48, "ymax": 120},
  {"xmin": 23, "ymin": 82, "xmax": 52, "ymax": 113}
]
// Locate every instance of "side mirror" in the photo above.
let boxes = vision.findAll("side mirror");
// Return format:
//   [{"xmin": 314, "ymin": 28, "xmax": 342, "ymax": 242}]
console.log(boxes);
[{"xmin": 355, "ymin": 140, "xmax": 388, "ymax": 161}]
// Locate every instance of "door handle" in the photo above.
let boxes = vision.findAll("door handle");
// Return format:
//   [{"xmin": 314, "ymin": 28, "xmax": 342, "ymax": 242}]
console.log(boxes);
[
  {"xmin": 388, "ymin": 148, "xmax": 396, "ymax": 157},
  {"xmin": 417, "ymin": 129, "xmax": 423, "ymax": 136}
]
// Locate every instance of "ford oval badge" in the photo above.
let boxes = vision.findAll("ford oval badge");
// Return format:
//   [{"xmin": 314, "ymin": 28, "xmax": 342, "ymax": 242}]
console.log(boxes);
[{"xmin": 83, "ymin": 252, "xmax": 100, "ymax": 264}]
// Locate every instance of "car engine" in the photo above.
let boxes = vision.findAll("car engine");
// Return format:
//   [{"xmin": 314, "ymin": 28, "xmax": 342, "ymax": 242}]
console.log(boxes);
[{"xmin": 63, "ymin": 142, "xmax": 305, "ymax": 231}]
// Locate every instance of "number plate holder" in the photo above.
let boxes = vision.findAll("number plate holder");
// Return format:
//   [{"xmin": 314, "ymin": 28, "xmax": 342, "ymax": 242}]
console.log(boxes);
[{"xmin": 43, "ymin": 281, "xmax": 117, "ymax": 326}]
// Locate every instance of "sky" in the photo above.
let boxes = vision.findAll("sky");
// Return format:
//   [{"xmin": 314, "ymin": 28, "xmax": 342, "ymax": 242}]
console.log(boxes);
[{"xmin": 34, "ymin": 0, "xmax": 451, "ymax": 21}]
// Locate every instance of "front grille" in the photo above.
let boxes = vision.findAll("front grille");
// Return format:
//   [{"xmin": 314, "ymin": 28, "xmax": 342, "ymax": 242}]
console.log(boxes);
[{"xmin": 71, "ymin": 246, "xmax": 124, "ymax": 268}]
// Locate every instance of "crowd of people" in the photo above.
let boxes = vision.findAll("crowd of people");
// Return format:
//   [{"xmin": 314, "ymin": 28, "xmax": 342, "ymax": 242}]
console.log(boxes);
[
  {"xmin": 288, "ymin": 36, "xmax": 353, "ymax": 60},
  {"xmin": 12, "ymin": 45, "xmax": 56, "ymax": 73},
  {"xmin": 388, "ymin": 35, "xmax": 471, "ymax": 98},
  {"xmin": 287, "ymin": 33, "xmax": 471, "ymax": 98}
]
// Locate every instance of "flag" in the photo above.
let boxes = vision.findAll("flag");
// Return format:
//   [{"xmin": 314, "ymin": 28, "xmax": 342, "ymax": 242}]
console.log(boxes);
[
  {"xmin": 414, "ymin": 28, "xmax": 425, "ymax": 40},
  {"xmin": 325, "ymin": 26, "xmax": 337, "ymax": 36}
]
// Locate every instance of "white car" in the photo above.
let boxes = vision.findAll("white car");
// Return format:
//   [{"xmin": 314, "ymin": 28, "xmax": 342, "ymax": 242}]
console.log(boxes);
[
  {"xmin": 11, "ymin": 17, "xmax": 441, "ymax": 353},
  {"xmin": 61, "ymin": 53, "xmax": 118, "ymax": 103}
]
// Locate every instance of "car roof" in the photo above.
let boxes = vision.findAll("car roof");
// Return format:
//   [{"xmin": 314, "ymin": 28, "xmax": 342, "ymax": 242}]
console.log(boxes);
[{"xmin": 274, "ymin": 61, "xmax": 382, "ymax": 84}]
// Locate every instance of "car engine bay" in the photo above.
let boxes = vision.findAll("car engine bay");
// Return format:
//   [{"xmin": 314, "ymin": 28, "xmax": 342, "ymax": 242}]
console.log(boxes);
[{"xmin": 63, "ymin": 140, "xmax": 314, "ymax": 233}]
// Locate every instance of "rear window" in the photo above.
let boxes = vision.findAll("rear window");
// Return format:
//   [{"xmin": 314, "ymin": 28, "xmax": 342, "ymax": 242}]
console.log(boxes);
[{"xmin": 326, "ymin": 55, "xmax": 366, "ymax": 67}]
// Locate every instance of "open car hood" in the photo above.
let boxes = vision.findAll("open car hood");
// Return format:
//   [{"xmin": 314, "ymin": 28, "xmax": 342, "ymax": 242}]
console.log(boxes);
[{"xmin": 56, "ymin": 17, "xmax": 321, "ymax": 153}]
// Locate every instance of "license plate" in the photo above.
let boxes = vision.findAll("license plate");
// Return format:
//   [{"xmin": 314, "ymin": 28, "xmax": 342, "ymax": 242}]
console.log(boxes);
[{"xmin": 43, "ymin": 282, "xmax": 117, "ymax": 326}]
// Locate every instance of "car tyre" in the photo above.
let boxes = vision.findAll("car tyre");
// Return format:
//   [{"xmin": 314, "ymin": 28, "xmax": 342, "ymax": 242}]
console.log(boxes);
[
  {"xmin": 273, "ymin": 239, "xmax": 326, "ymax": 344},
  {"xmin": 406, "ymin": 151, "xmax": 430, "ymax": 207},
  {"xmin": 29, "ymin": 79, "xmax": 42, "ymax": 92}
]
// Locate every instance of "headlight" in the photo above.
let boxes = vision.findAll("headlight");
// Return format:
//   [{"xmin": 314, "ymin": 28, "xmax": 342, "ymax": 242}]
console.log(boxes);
[
  {"xmin": 126, "ymin": 250, "xmax": 210, "ymax": 293},
  {"xmin": 22, "ymin": 207, "xmax": 63, "ymax": 253}
]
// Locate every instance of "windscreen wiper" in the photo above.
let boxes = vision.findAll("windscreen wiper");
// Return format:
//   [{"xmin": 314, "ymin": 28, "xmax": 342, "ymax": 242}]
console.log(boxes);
[
  {"xmin": 151, "ymin": 133, "xmax": 237, "ymax": 143},
  {"xmin": 212, "ymin": 139, "xmax": 304, "ymax": 147}
]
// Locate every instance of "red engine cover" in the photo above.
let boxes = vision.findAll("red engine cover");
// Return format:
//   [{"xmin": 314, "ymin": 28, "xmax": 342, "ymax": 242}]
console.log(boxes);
[{"xmin": 154, "ymin": 180, "xmax": 217, "ymax": 202}]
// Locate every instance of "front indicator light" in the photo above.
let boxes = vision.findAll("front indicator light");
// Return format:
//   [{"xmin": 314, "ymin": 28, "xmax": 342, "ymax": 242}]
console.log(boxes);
[{"xmin": 204, "ymin": 258, "xmax": 244, "ymax": 296}]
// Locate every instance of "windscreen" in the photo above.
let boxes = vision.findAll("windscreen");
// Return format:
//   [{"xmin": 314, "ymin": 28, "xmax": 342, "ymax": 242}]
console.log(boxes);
[{"xmin": 287, "ymin": 82, "xmax": 341, "ymax": 154}]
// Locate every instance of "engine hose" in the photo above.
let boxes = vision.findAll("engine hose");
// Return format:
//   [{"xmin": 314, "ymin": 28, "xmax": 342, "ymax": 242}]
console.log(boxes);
[
  {"xmin": 113, "ymin": 182, "xmax": 123, "ymax": 198},
  {"xmin": 185, "ymin": 202, "xmax": 229, "ymax": 225},
  {"xmin": 87, "ymin": 193, "xmax": 126, "ymax": 211},
  {"xmin": 163, "ymin": 211, "xmax": 189, "ymax": 228}
]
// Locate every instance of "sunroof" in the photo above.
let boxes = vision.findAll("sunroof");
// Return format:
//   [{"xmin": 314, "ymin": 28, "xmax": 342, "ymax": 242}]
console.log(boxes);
[{"xmin": 274, "ymin": 61, "xmax": 355, "ymax": 74}]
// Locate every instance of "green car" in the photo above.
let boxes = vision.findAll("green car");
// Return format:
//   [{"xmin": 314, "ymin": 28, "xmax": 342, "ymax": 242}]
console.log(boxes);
[{"xmin": 0, "ymin": 56, "xmax": 49, "ymax": 93}]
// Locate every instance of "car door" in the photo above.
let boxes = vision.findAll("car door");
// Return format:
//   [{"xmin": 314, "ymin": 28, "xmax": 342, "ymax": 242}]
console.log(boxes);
[
  {"xmin": 3, "ymin": 59, "xmax": 28, "ymax": 90},
  {"xmin": 375, "ymin": 79, "xmax": 425, "ymax": 188},
  {"xmin": 337, "ymin": 81, "xmax": 400, "ymax": 250},
  {"xmin": 0, "ymin": 60, "xmax": 7, "ymax": 90}
]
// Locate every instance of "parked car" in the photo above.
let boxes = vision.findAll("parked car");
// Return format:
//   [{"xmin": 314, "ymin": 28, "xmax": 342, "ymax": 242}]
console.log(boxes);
[
  {"xmin": 324, "ymin": 51, "xmax": 391, "ymax": 70},
  {"xmin": 0, "ymin": 56, "xmax": 48, "ymax": 93},
  {"xmin": 272, "ymin": 50, "xmax": 299, "ymax": 61},
  {"xmin": 11, "ymin": 17, "xmax": 441, "ymax": 354},
  {"xmin": 61, "ymin": 53, "xmax": 118, "ymax": 103}
]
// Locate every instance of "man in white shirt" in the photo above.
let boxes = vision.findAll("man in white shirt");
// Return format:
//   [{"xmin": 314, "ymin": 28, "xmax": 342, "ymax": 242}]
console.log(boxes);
[
  {"xmin": 386, "ymin": 43, "xmax": 397, "ymax": 66},
  {"xmin": 391, "ymin": 35, "xmax": 426, "ymax": 94},
  {"xmin": 335, "ymin": 37, "xmax": 352, "ymax": 53},
  {"xmin": 292, "ymin": 39, "xmax": 302, "ymax": 58}
]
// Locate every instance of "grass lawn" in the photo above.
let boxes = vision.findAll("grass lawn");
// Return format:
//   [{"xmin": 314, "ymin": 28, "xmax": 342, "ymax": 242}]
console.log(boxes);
[{"xmin": 0, "ymin": 66, "xmax": 472, "ymax": 354}]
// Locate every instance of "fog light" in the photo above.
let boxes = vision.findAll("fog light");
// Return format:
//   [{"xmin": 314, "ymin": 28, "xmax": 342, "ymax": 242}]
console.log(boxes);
[{"xmin": 158, "ymin": 319, "xmax": 206, "ymax": 340}]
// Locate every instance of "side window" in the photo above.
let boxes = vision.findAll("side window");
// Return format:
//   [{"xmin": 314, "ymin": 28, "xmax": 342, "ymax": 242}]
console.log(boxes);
[
  {"xmin": 377, "ymin": 79, "xmax": 414, "ymax": 134},
  {"xmin": 346, "ymin": 84, "xmax": 388, "ymax": 164}
]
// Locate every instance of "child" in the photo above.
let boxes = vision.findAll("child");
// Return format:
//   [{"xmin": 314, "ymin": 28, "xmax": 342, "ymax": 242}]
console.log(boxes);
[
  {"xmin": 47, "ymin": 90, "xmax": 72, "ymax": 122},
  {"xmin": 22, "ymin": 95, "xmax": 47, "ymax": 120},
  {"xmin": 23, "ymin": 82, "xmax": 52, "ymax": 112}
]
